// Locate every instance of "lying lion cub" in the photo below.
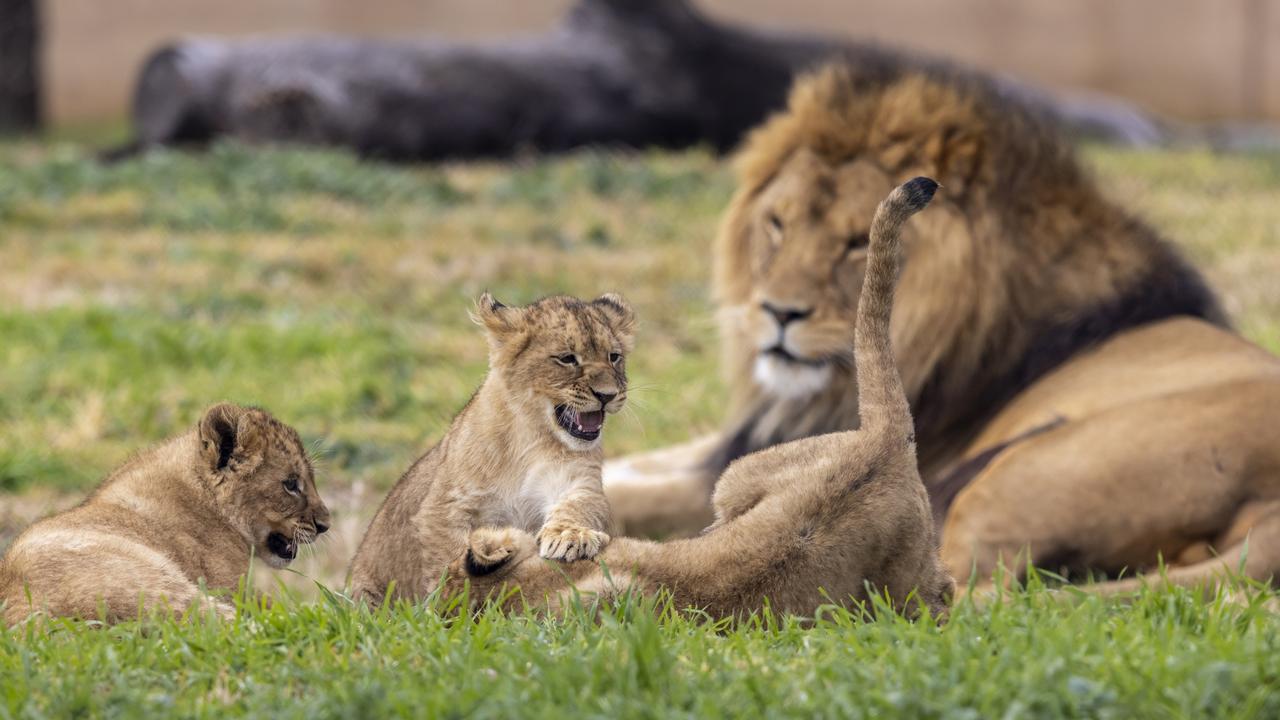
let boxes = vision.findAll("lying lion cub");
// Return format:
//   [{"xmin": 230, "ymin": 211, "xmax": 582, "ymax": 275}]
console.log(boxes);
[
  {"xmin": 444, "ymin": 179, "xmax": 953, "ymax": 618},
  {"xmin": 0, "ymin": 404, "xmax": 330, "ymax": 625},
  {"xmin": 349, "ymin": 293, "xmax": 635, "ymax": 604}
]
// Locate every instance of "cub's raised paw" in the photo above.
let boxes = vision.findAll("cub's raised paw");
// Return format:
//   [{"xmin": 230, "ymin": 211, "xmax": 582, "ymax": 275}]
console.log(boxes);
[
  {"xmin": 465, "ymin": 527, "xmax": 522, "ymax": 576},
  {"xmin": 536, "ymin": 523, "xmax": 609, "ymax": 562}
]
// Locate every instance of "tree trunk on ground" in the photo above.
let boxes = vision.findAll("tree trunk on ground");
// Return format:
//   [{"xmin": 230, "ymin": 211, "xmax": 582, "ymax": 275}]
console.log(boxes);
[
  {"xmin": 116, "ymin": 0, "xmax": 1162, "ymax": 161},
  {"xmin": 0, "ymin": 0, "xmax": 41, "ymax": 134}
]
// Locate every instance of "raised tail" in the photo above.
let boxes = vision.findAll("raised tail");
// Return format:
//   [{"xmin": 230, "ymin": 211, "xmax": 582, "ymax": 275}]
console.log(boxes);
[{"xmin": 854, "ymin": 177, "xmax": 938, "ymax": 439}]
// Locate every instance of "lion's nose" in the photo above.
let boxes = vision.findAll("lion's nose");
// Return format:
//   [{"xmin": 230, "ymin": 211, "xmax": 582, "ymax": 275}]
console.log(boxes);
[
  {"xmin": 315, "ymin": 520, "xmax": 330, "ymax": 535},
  {"xmin": 761, "ymin": 301, "xmax": 812, "ymax": 328},
  {"xmin": 592, "ymin": 390, "xmax": 617, "ymax": 407}
]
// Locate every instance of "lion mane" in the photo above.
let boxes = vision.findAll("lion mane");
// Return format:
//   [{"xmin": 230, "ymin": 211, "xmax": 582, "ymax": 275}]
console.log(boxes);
[{"xmin": 709, "ymin": 63, "xmax": 1224, "ymax": 500}]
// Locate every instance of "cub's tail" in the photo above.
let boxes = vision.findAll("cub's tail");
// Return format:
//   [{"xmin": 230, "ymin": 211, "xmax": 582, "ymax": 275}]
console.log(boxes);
[{"xmin": 854, "ymin": 177, "xmax": 938, "ymax": 440}]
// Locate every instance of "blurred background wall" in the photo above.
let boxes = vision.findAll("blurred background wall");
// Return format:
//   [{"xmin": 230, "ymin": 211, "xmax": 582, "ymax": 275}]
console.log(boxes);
[{"xmin": 43, "ymin": 0, "xmax": 1280, "ymax": 126}]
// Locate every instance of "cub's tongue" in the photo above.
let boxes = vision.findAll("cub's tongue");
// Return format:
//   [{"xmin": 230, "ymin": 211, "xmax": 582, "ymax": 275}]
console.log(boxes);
[{"xmin": 577, "ymin": 410, "xmax": 605, "ymax": 433}]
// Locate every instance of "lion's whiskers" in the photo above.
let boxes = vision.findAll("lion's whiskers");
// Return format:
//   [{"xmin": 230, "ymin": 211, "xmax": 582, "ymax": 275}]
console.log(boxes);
[
  {"xmin": 619, "ymin": 404, "xmax": 647, "ymax": 436},
  {"xmin": 619, "ymin": 384, "xmax": 669, "ymax": 396}
]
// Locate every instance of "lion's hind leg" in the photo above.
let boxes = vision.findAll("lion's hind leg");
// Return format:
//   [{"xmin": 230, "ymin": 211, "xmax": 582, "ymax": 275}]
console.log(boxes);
[
  {"xmin": 604, "ymin": 434, "xmax": 722, "ymax": 538},
  {"xmin": 1084, "ymin": 501, "xmax": 1280, "ymax": 598},
  {"xmin": 941, "ymin": 384, "xmax": 1279, "ymax": 589}
]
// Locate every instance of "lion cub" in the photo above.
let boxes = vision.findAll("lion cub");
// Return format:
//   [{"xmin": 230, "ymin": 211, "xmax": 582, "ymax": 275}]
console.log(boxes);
[
  {"xmin": 444, "ymin": 179, "xmax": 953, "ymax": 619},
  {"xmin": 0, "ymin": 404, "xmax": 330, "ymax": 625},
  {"xmin": 349, "ymin": 293, "xmax": 634, "ymax": 604}
]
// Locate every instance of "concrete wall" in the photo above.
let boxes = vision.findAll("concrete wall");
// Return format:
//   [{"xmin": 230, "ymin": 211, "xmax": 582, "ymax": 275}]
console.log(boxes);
[{"xmin": 43, "ymin": 0, "xmax": 1280, "ymax": 125}]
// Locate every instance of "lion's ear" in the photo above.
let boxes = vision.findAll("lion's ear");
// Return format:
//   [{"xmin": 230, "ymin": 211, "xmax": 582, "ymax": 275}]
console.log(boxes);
[
  {"xmin": 198, "ymin": 403, "xmax": 266, "ymax": 476},
  {"xmin": 473, "ymin": 292, "xmax": 524, "ymax": 345},
  {"xmin": 593, "ymin": 293, "xmax": 635, "ymax": 346}
]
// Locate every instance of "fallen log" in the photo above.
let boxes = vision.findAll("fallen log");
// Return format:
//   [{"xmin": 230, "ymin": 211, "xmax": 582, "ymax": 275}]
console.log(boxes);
[
  {"xmin": 113, "ymin": 0, "xmax": 1163, "ymax": 161},
  {"xmin": 0, "ymin": 0, "xmax": 42, "ymax": 134}
]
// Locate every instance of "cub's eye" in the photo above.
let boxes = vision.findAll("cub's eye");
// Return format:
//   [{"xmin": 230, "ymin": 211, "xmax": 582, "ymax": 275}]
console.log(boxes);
[
  {"xmin": 608, "ymin": 352, "xmax": 622, "ymax": 365},
  {"xmin": 845, "ymin": 233, "xmax": 870, "ymax": 255},
  {"xmin": 283, "ymin": 475, "xmax": 300, "ymax": 494},
  {"xmin": 555, "ymin": 354, "xmax": 579, "ymax": 366}
]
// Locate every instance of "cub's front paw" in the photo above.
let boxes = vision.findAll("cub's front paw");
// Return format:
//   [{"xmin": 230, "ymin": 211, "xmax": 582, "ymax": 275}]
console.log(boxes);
[{"xmin": 536, "ymin": 523, "xmax": 609, "ymax": 562}]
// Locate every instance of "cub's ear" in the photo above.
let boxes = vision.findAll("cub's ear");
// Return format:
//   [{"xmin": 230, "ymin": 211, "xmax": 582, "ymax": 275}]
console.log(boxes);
[
  {"xmin": 198, "ymin": 403, "xmax": 267, "ymax": 476},
  {"xmin": 473, "ymin": 292, "xmax": 524, "ymax": 344},
  {"xmin": 592, "ymin": 293, "xmax": 635, "ymax": 347}
]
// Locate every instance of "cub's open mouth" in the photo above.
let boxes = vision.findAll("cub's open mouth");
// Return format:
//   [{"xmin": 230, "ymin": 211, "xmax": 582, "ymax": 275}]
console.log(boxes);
[
  {"xmin": 266, "ymin": 532, "xmax": 297, "ymax": 561},
  {"xmin": 555, "ymin": 404, "xmax": 605, "ymax": 441}
]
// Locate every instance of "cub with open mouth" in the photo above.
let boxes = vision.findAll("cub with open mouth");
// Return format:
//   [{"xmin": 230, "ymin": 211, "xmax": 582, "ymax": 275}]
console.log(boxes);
[
  {"xmin": 1, "ymin": 403, "xmax": 330, "ymax": 625},
  {"xmin": 349, "ymin": 292, "xmax": 634, "ymax": 605}
]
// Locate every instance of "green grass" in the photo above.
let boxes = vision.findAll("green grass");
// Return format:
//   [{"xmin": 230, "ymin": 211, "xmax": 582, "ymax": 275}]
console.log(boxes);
[
  {"xmin": 3, "ymin": 139, "xmax": 1280, "ymax": 717},
  {"xmin": 4, "ymin": 581, "xmax": 1280, "ymax": 719},
  {"xmin": 0, "ymin": 143, "xmax": 729, "ymax": 506}
]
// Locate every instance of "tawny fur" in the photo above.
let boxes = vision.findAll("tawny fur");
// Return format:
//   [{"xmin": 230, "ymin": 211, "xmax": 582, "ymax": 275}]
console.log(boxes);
[
  {"xmin": 348, "ymin": 293, "xmax": 635, "ymax": 605},
  {"xmin": 604, "ymin": 63, "xmax": 1280, "ymax": 595},
  {"xmin": 445, "ymin": 180, "xmax": 953, "ymax": 619},
  {"xmin": 0, "ymin": 404, "xmax": 330, "ymax": 625}
]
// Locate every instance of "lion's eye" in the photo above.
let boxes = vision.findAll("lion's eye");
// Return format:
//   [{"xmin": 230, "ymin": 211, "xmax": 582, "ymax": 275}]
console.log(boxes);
[
  {"xmin": 556, "ymin": 354, "xmax": 579, "ymax": 366},
  {"xmin": 766, "ymin": 213, "xmax": 784, "ymax": 244},
  {"xmin": 283, "ymin": 475, "xmax": 300, "ymax": 494},
  {"xmin": 608, "ymin": 352, "xmax": 622, "ymax": 365}
]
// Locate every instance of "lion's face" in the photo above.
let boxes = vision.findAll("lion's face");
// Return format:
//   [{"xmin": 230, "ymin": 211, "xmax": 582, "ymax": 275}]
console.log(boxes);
[
  {"xmin": 476, "ymin": 293, "xmax": 636, "ymax": 451},
  {"xmin": 738, "ymin": 152, "xmax": 905, "ymax": 398},
  {"xmin": 198, "ymin": 404, "xmax": 331, "ymax": 569}
]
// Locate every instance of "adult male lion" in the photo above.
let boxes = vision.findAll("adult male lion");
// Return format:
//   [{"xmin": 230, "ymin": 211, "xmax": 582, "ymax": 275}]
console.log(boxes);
[{"xmin": 604, "ymin": 64, "xmax": 1280, "ymax": 591}]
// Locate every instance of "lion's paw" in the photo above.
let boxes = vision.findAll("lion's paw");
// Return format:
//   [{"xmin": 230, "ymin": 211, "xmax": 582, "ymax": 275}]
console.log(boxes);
[{"xmin": 536, "ymin": 523, "xmax": 609, "ymax": 562}]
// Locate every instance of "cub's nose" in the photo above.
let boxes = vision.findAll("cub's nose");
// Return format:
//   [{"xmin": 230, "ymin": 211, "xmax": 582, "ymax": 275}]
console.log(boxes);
[
  {"xmin": 592, "ymin": 390, "xmax": 618, "ymax": 407},
  {"xmin": 315, "ymin": 520, "xmax": 330, "ymax": 535},
  {"xmin": 761, "ymin": 301, "xmax": 812, "ymax": 328}
]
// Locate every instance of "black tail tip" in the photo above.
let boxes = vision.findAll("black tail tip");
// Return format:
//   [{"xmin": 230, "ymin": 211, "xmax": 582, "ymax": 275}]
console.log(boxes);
[
  {"xmin": 463, "ymin": 548, "xmax": 506, "ymax": 577},
  {"xmin": 900, "ymin": 176, "xmax": 939, "ymax": 212}
]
